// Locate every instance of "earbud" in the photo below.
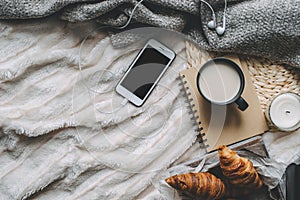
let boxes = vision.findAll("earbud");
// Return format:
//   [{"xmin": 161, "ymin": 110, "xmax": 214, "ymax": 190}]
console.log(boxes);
[
  {"xmin": 207, "ymin": 12, "xmax": 217, "ymax": 29},
  {"xmin": 207, "ymin": 20, "xmax": 216, "ymax": 29},
  {"xmin": 216, "ymin": 26, "xmax": 225, "ymax": 35}
]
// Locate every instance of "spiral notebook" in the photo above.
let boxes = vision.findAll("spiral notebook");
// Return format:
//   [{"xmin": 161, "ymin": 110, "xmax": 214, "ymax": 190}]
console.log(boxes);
[{"xmin": 180, "ymin": 56, "xmax": 269, "ymax": 152}]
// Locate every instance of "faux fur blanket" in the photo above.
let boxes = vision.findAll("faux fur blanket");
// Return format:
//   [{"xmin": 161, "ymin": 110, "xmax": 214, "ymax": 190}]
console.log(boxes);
[
  {"xmin": 0, "ymin": 0, "xmax": 300, "ymax": 67},
  {"xmin": 0, "ymin": 18, "xmax": 202, "ymax": 199}
]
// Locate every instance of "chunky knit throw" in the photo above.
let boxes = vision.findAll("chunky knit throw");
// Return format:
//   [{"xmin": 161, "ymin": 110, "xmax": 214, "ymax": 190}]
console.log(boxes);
[{"xmin": 0, "ymin": 0, "xmax": 299, "ymax": 67}]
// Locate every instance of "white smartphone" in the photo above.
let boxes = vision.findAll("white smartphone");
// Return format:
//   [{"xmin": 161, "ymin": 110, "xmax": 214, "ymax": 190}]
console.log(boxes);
[{"xmin": 116, "ymin": 39, "xmax": 176, "ymax": 107}]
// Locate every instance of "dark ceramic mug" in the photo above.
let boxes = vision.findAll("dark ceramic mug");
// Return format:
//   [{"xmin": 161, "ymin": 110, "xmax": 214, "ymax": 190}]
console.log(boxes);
[{"xmin": 197, "ymin": 58, "xmax": 249, "ymax": 111}]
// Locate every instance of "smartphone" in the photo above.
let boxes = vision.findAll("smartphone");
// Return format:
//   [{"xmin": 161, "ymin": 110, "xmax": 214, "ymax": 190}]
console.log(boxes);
[{"xmin": 116, "ymin": 39, "xmax": 176, "ymax": 107}]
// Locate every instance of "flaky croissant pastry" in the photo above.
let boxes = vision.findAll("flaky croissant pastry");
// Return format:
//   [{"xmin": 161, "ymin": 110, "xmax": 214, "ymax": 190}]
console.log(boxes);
[
  {"xmin": 165, "ymin": 172, "xmax": 226, "ymax": 200},
  {"xmin": 218, "ymin": 145, "xmax": 263, "ymax": 190}
]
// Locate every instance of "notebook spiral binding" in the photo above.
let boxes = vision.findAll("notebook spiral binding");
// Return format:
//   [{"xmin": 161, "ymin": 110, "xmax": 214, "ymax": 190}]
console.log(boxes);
[{"xmin": 178, "ymin": 74, "xmax": 209, "ymax": 149}]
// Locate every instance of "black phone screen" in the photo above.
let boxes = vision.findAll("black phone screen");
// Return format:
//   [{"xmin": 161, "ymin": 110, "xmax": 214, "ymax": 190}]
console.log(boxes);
[{"xmin": 120, "ymin": 45, "xmax": 171, "ymax": 99}]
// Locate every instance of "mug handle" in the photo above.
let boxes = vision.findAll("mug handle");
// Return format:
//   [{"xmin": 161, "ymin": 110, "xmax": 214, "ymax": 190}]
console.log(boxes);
[{"xmin": 235, "ymin": 97, "xmax": 249, "ymax": 111}]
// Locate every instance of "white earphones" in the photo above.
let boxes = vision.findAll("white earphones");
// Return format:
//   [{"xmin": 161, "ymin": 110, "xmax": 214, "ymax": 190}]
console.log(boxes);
[{"xmin": 200, "ymin": 0, "xmax": 227, "ymax": 36}]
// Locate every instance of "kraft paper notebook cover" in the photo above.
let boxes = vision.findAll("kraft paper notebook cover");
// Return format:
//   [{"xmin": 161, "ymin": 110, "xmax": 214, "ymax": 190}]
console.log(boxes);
[{"xmin": 180, "ymin": 56, "xmax": 269, "ymax": 152}]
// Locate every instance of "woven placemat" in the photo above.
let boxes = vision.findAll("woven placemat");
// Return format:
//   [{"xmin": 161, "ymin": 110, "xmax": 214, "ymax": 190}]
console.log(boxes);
[{"xmin": 186, "ymin": 42, "xmax": 300, "ymax": 131}]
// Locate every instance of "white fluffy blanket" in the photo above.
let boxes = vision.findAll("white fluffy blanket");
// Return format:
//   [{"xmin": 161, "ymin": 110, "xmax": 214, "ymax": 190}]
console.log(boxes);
[{"xmin": 0, "ymin": 17, "xmax": 199, "ymax": 199}]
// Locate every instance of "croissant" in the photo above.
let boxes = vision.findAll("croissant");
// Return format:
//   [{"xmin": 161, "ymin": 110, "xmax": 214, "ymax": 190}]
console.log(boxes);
[
  {"xmin": 218, "ymin": 145, "xmax": 263, "ymax": 190},
  {"xmin": 165, "ymin": 172, "xmax": 226, "ymax": 200}
]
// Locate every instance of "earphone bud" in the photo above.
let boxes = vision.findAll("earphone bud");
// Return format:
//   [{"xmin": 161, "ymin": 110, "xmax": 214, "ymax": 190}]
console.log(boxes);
[
  {"xmin": 207, "ymin": 12, "xmax": 216, "ymax": 29},
  {"xmin": 216, "ymin": 26, "xmax": 225, "ymax": 35},
  {"xmin": 207, "ymin": 20, "xmax": 216, "ymax": 29}
]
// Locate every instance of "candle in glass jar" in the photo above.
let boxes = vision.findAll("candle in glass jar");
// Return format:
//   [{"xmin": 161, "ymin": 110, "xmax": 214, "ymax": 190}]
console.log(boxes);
[{"xmin": 267, "ymin": 93, "xmax": 300, "ymax": 131}]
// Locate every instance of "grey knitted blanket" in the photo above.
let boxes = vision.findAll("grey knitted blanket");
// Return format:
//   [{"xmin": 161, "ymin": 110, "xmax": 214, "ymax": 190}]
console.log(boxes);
[{"xmin": 0, "ymin": 0, "xmax": 300, "ymax": 67}]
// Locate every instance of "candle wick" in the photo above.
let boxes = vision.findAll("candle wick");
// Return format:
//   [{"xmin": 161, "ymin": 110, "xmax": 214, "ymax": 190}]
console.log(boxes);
[{"xmin": 285, "ymin": 110, "xmax": 291, "ymax": 114}]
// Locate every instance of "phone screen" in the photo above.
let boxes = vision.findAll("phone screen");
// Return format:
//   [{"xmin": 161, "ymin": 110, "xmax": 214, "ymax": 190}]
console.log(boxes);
[{"xmin": 120, "ymin": 45, "xmax": 171, "ymax": 99}]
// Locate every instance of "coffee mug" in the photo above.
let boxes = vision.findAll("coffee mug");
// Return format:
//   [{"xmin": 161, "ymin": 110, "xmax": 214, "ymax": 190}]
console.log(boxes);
[{"xmin": 197, "ymin": 58, "xmax": 249, "ymax": 111}]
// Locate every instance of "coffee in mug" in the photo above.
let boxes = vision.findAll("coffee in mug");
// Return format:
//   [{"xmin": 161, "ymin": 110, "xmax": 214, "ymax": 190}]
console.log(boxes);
[{"xmin": 197, "ymin": 58, "xmax": 249, "ymax": 111}]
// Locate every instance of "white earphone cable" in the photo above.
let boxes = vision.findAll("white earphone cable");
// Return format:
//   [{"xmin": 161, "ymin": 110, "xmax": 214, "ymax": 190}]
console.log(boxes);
[
  {"xmin": 79, "ymin": 0, "xmax": 144, "ymax": 72},
  {"xmin": 117, "ymin": 0, "xmax": 144, "ymax": 30},
  {"xmin": 78, "ymin": 0, "xmax": 144, "ymax": 114},
  {"xmin": 200, "ymin": 0, "xmax": 217, "ymax": 19},
  {"xmin": 223, "ymin": 0, "xmax": 227, "ymax": 28},
  {"xmin": 200, "ymin": 0, "xmax": 217, "ymax": 27}
]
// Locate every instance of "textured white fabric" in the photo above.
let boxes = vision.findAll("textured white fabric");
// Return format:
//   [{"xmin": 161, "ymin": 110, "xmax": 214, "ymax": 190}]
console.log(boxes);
[{"xmin": 0, "ymin": 17, "xmax": 198, "ymax": 199}]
